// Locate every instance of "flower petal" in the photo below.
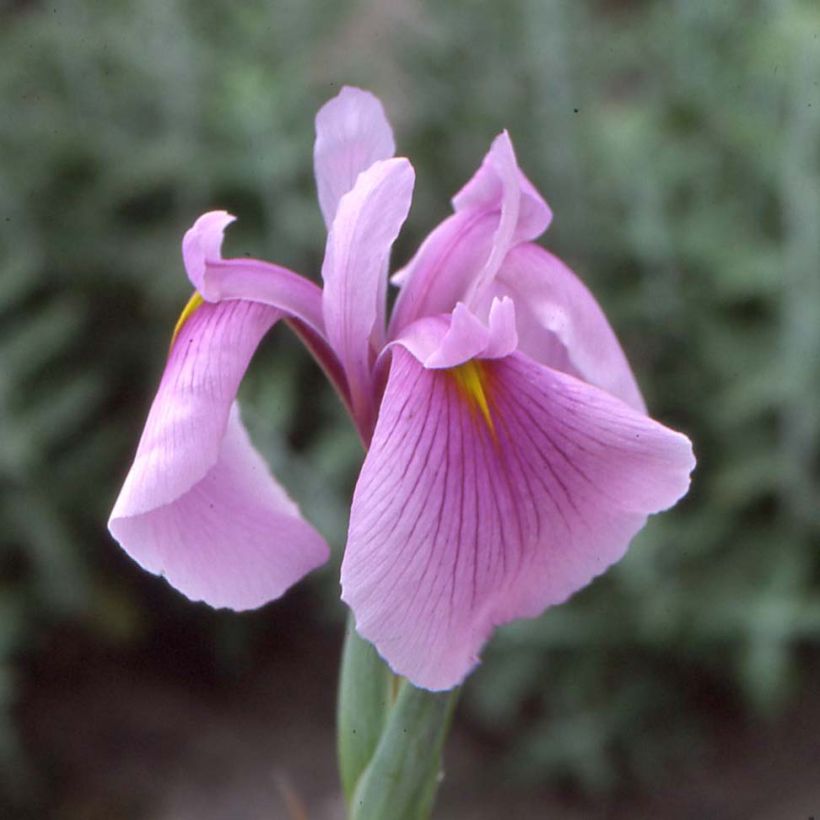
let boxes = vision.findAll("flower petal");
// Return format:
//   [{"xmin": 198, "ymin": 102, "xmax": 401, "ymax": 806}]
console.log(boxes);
[
  {"xmin": 452, "ymin": 131, "xmax": 552, "ymax": 245},
  {"xmin": 454, "ymin": 131, "xmax": 552, "ymax": 302},
  {"xmin": 321, "ymin": 157, "xmax": 414, "ymax": 427},
  {"xmin": 389, "ymin": 132, "xmax": 551, "ymax": 335},
  {"xmin": 492, "ymin": 242, "xmax": 646, "ymax": 412},
  {"xmin": 109, "ymin": 299, "xmax": 328, "ymax": 608},
  {"xmin": 314, "ymin": 86, "xmax": 396, "ymax": 228},
  {"xmin": 341, "ymin": 347, "xmax": 694, "ymax": 690},
  {"xmin": 388, "ymin": 210, "xmax": 497, "ymax": 337},
  {"xmin": 405, "ymin": 298, "xmax": 518, "ymax": 370},
  {"xmin": 182, "ymin": 211, "xmax": 326, "ymax": 337}
]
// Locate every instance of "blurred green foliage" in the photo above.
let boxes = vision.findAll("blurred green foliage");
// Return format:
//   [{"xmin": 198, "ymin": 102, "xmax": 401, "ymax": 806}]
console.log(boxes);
[{"xmin": 1, "ymin": 0, "xmax": 819, "ymax": 806}]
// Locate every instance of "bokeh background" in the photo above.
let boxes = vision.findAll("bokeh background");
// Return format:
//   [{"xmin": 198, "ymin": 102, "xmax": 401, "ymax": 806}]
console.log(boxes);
[{"xmin": 2, "ymin": 0, "xmax": 819, "ymax": 818}]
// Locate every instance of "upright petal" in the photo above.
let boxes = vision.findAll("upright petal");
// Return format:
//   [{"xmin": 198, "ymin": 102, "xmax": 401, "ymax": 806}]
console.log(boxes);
[
  {"xmin": 389, "ymin": 132, "xmax": 551, "ymax": 335},
  {"xmin": 452, "ymin": 131, "xmax": 552, "ymax": 246},
  {"xmin": 341, "ymin": 347, "xmax": 694, "ymax": 690},
  {"xmin": 387, "ymin": 210, "xmax": 498, "ymax": 337},
  {"xmin": 454, "ymin": 131, "xmax": 552, "ymax": 302},
  {"xmin": 492, "ymin": 242, "xmax": 646, "ymax": 412},
  {"xmin": 109, "ymin": 299, "xmax": 328, "ymax": 609},
  {"xmin": 321, "ymin": 157, "xmax": 414, "ymax": 429},
  {"xmin": 314, "ymin": 86, "xmax": 396, "ymax": 228}
]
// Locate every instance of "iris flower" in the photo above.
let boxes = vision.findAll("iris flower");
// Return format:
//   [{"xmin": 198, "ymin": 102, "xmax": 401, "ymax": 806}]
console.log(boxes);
[{"xmin": 109, "ymin": 87, "xmax": 694, "ymax": 690}]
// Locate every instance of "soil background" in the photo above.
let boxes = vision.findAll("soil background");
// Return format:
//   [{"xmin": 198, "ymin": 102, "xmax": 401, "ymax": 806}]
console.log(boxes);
[{"xmin": 16, "ymin": 593, "xmax": 820, "ymax": 820}]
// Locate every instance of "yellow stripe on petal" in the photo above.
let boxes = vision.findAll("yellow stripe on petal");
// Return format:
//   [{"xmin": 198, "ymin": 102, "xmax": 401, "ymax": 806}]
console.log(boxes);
[
  {"xmin": 170, "ymin": 291, "xmax": 205, "ymax": 350},
  {"xmin": 451, "ymin": 359, "xmax": 495, "ymax": 436}
]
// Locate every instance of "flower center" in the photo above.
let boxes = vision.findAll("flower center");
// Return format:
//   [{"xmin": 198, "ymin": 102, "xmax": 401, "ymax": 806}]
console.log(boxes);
[{"xmin": 451, "ymin": 359, "xmax": 495, "ymax": 436}]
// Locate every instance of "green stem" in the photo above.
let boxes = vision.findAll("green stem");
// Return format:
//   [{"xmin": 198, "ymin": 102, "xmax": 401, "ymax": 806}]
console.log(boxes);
[
  {"xmin": 337, "ymin": 615, "xmax": 394, "ymax": 803},
  {"xmin": 350, "ymin": 682, "xmax": 458, "ymax": 820},
  {"xmin": 337, "ymin": 616, "xmax": 459, "ymax": 819}
]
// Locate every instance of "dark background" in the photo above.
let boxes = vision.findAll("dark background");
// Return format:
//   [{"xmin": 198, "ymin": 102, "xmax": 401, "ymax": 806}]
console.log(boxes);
[{"xmin": 1, "ymin": 1, "xmax": 819, "ymax": 817}]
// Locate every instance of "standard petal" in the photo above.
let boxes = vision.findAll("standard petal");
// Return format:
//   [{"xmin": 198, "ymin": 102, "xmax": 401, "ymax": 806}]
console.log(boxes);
[
  {"xmin": 341, "ymin": 347, "xmax": 694, "ymax": 690},
  {"xmin": 493, "ymin": 242, "xmax": 646, "ymax": 412},
  {"xmin": 314, "ymin": 86, "xmax": 396, "ymax": 228},
  {"xmin": 389, "ymin": 132, "xmax": 551, "ymax": 336},
  {"xmin": 321, "ymin": 157, "xmax": 414, "ymax": 428},
  {"xmin": 388, "ymin": 210, "xmax": 498, "ymax": 337},
  {"xmin": 452, "ymin": 131, "xmax": 552, "ymax": 245},
  {"xmin": 109, "ymin": 299, "xmax": 328, "ymax": 608}
]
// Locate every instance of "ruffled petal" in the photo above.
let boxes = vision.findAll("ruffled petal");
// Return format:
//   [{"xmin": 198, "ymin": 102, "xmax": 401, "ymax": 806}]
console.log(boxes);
[
  {"xmin": 314, "ymin": 86, "xmax": 396, "ymax": 228},
  {"xmin": 321, "ymin": 157, "xmax": 414, "ymax": 428},
  {"xmin": 402, "ymin": 298, "xmax": 518, "ymax": 370},
  {"xmin": 389, "ymin": 132, "xmax": 551, "ymax": 335},
  {"xmin": 109, "ymin": 299, "xmax": 328, "ymax": 608},
  {"xmin": 341, "ymin": 347, "xmax": 694, "ymax": 690},
  {"xmin": 492, "ymin": 242, "xmax": 646, "ymax": 412}
]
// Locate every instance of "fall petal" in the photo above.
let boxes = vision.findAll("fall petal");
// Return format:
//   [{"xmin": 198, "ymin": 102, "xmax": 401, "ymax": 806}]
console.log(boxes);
[
  {"xmin": 109, "ymin": 299, "xmax": 328, "ymax": 608},
  {"xmin": 341, "ymin": 348, "xmax": 694, "ymax": 689},
  {"xmin": 110, "ymin": 406, "xmax": 328, "ymax": 609},
  {"xmin": 181, "ymin": 211, "xmax": 327, "ymax": 337}
]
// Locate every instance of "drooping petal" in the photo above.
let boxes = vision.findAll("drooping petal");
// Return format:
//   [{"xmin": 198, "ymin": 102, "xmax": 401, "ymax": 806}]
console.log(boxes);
[
  {"xmin": 182, "ymin": 210, "xmax": 236, "ymax": 297},
  {"xmin": 341, "ymin": 347, "xmax": 694, "ymax": 690},
  {"xmin": 181, "ymin": 211, "xmax": 326, "ymax": 337},
  {"xmin": 314, "ymin": 86, "xmax": 396, "ymax": 228},
  {"xmin": 180, "ymin": 211, "xmax": 352, "ymax": 416},
  {"xmin": 389, "ymin": 132, "xmax": 551, "ymax": 336},
  {"xmin": 109, "ymin": 299, "xmax": 328, "ymax": 608},
  {"xmin": 321, "ymin": 157, "xmax": 415, "ymax": 428},
  {"xmin": 491, "ymin": 242, "xmax": 646, "ymax": 412}
]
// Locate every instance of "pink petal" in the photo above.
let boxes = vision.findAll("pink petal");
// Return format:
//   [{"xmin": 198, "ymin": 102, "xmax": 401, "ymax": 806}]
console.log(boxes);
[
  {"xmin": 314, "ymin": 86, "xmax": 396, "ymax": 228},
  {"xmin": 404, "ymin": 298, "xmax": 519, "ymax": 370},
  {"xmin": 452, "ymin": 131, "xmax": 552, "ymax": 245},
  {"xmin": 182, "ymin": 210, "xmax": 236, "ymax": 297},
  {"xmin": 423, "ymin": 302, "xmax": 491, "ymax": 369},
  {"xmin": 181, "ymin": 211, "xmax": 326, "ymax": 337},
  {"xmin": 493, "ymin": 243, "xmax": 646, "ymax": 412},
  {"xmin": 388, "ymin": 210, "xmax": 497, "ymax": 337},
  {"xmin": 341, "ymin": 347, "xmax": 694, "ymax": 690},
  {"xmin": 109, "ymin": 299, "xmax": 328, "ymax": 608},
  {"xmin": 321, "ymin": 157, "xmax": 414, "ymax": 429},
  {"xmin": 389, "ymin": 132, "xmax": 551, "ymax": 335},
  {"xmin": 483, "ymin": 296, "xmax": 518, "ymax": 359}
]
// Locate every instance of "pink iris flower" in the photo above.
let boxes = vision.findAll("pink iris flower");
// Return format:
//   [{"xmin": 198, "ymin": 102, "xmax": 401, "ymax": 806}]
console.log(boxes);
[{"xmin": 109, "ymin": 87, "xmax": 695, "ymax": 691}]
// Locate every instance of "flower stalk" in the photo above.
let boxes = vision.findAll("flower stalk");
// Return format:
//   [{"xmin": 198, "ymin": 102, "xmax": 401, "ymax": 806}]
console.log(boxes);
[{"xmin": 338, "ymin": 619, "xmax": 458, "ymax": 819}]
